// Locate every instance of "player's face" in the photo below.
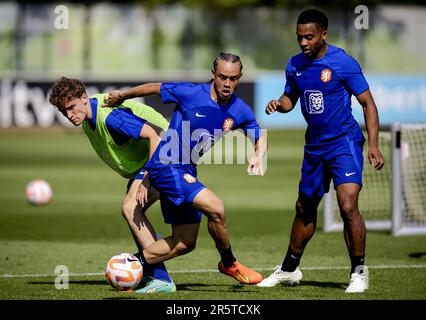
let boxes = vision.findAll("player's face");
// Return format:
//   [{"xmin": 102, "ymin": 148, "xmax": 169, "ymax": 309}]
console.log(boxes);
[
  {"xmin": 297, "ymin": 23, "xmax": 327, "ymax": 58},
  {"xmin": 211, "ymin": 60, "xmax": 242, "ymax": 105},
  {"xmin": 61, "ymin": 94, "xmax": 90, "ymax": 126}
]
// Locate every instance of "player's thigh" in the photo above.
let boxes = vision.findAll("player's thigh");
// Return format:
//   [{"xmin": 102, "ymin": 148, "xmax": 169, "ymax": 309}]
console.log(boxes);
[
  {"xmin": 329, "ymin": 140, "xmax": 364, "ymax": 189},
  {"xmin": 171, "ymin": 223, "xmax": 200, "ymax": 247},
  {"xmin": 148, "ymin": 165, "xmax": 204, "ymax": 207},
  {"xmin": 160, "ymin": 196, "xmax": 202, "ymax": 225},
  {"xmin": 335, "ymin": 183, "xmax": 361, "ymax": 211},
  {"xmin": 299, "ymin": 150, "xmax": 330, "ymax": 199},
  {"xmin": 192, "ymin": 188, "xmax": 225, "ymax": 217},
  {"xmin": 296, "ymin": 192, "xmax": 322, "ymax": 214},
  {"xmin": 123, "ymin": 179, "xmax": 159, "ymax": 212}
]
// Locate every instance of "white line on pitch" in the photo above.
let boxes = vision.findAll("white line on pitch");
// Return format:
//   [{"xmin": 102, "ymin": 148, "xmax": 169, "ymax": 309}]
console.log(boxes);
[{"xmin": 1, "ymin": 264, "xmax": 425, "ymax": 279}]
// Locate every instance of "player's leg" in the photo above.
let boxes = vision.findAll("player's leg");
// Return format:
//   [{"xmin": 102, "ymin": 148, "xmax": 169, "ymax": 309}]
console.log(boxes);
[
  {"xmin": 286, "ymin": 193, "xmax": 322, "ymax": 266},
  {"xmin": 134, "ymin": 222, "xmax": 199, "ymax": 293},
  {"xmin": 192, "ymin": 188, "xmax": 263, "ymax": 284},
  {"xmin": 336, "ymin": 183, "xmax": 365, "ymax": 260},
  {"xmin": 336, "ymin": 183, "xmax": 368, "ymax": 293},
  {"xmin": 122, "ymin": 179, "xmax": 174, "ymax": 292},
  {"xmin": 258, "ymin": 149, "xmax": 324, "ymax": 287},
  {"xmin": 122, "ymin": 179, "xmax": 159, "ymax": 252},
  {"xmin": 142, "ymin": 222, "xmax": 200, "ymax": 263},
  {"xmin": 257, "ymin": 193, "xmax": 320, "ymax": 287},
  {"xmin": 332, "ymin": 138, "xmax": 368, "ymax": 293}
]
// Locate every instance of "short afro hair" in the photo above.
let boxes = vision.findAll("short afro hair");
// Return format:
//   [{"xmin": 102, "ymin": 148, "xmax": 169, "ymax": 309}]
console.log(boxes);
[{"xmin": 297, "ymin": 9, "xmax": 328, "ymax": 31}]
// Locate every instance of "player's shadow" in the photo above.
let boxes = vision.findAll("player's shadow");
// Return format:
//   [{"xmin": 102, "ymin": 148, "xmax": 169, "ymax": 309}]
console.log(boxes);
[
  {"xmin": 409, "ymin": 252, "xmax": 426, "ymax": 258},
  {"xmin": 28, "ymin": 280, "xmax": 106, "ymax": 286},
  {"xmin": 176, "ymin": 283, "xmax": 250, "ymax": 293},
  {"xmin": 103, "ymin": 296, "xmax": 138, "ymax": 300},
  {"xmin": 300, "ymin": 280, "xmax": 346, "ymax": 289}
]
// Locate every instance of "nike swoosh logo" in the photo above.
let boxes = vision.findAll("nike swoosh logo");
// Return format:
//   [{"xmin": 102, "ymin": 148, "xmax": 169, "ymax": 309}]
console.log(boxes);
[
  {"xmin": 296, "ymin": 72, "xmax": 302, "ymax": 76},
  {"xmin": 235, "ymin": 271, "xmax": 250, "ymax": 284},
  {"xmin": 345, "ymin": 172, "xmax": 356, "ymax": 177},
  {"xmin": 127, "ymin": 256, "xmax": 139, "ymax": 262},
  {"xmin": 195, "ymin": 112, "xmax": 207, "ymax": 117}
]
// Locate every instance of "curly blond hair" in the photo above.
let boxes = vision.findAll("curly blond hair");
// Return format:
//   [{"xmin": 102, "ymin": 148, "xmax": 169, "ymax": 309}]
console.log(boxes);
[{"xmin": 49, "ymin": 77, "xmax": 86, "ymax": 111}]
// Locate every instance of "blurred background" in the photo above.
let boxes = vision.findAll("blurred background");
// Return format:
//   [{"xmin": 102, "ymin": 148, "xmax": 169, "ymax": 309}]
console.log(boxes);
[{"xmin": 0, "ymin": 0, "xmax": 425, "ymax": 127}]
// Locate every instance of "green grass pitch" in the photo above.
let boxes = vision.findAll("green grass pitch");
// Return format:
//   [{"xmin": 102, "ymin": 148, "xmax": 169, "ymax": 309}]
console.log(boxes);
[{"xmin": 0, "ymin": 128, "xmax": 425, "ymax": 300}]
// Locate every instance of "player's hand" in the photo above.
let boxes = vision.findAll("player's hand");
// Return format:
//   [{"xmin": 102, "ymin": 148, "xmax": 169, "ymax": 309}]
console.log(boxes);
[
  {"xmin": 247, "ymin": 155, "xmax": 264, "ymax": 176},
  {"xmin": 265, "ymin": 100, "xmax": 281, "ymax": 115},
  {"xmin": 368, "ymin": 145, "xmax": 385, "ymax": 170},
  {"xmin": 102, "ymin": 90, "xmax": 124, "ymax": 108},
  {"xmin": 136, "ymin": 175, "xmax": 150, "ymax": 207}
]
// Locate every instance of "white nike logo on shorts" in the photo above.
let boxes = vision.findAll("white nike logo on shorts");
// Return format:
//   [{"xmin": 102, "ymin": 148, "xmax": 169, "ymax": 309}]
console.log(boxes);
[{"xmin": 345, "ymin": 172, "xmax": 356, "ymax": 177}]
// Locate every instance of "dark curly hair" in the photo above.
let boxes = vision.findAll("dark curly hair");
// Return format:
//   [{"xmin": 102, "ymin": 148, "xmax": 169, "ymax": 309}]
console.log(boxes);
[
  {"xmin": 49, "ymin": 77, "xmax": 86, "ymax": 111},
  {"xmin": 297, "ymin": 9, "xmax": 328, "ymax": 31}
]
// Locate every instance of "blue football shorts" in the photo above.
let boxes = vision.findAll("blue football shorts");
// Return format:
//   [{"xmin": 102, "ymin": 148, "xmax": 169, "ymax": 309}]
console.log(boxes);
[
  {"xmin": 299, "ymin": 137, "xmax": 364, "ymax": 199},
  {"xmin": 147, "ymin": 164, "xmax": 204, "ymax": 225}
]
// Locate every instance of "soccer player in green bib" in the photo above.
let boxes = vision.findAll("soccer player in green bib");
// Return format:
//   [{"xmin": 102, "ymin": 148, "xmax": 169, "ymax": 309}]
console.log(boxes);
[{"xmin": 49, "ymin": 77, "xmax": 175, "ymax": 293}]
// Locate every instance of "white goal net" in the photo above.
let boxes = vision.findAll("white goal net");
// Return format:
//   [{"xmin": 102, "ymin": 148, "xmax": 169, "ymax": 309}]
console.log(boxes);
[{"xmin": 323, "ymin": 123, "xmax": 426, "ymax": 236}]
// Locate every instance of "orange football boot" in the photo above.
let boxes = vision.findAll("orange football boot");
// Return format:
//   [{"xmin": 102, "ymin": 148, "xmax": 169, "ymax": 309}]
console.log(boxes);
[{"xmin": 218, "ymin": 261, "xmax": 263, "ymax": 284}]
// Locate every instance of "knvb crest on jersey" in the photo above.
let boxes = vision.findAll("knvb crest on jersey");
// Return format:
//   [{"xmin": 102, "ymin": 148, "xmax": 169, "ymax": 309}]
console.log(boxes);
[
  {"xmin": 320, "ymin": 68, "xmax": 332, "ymax": 83},
  {"xmin": 183, "ymin": 173, "xmax": 197, "ymax": 184},
  {"xmin": 222, "ymin": 118, "xmax": 234, "ymax": 131}
]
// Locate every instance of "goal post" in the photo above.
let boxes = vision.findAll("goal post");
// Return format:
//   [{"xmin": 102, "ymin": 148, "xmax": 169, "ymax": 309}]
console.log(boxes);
[
  {"xmin": 323, "ymin": 123, "xmax": 426, "ymax": 236},
  {"xmin": 392, "ymin": 123, "xmax": 426, "ymax": 236}
]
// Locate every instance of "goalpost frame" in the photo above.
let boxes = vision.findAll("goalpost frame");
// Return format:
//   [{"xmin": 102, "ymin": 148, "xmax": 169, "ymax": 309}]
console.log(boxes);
[
  {"xmin": 323, "ymin": 122, "xmax": 426, "ymax": 236},
  {"xmin": 391, "ymin": 123, "xmax": 426, "ymax": 236}
]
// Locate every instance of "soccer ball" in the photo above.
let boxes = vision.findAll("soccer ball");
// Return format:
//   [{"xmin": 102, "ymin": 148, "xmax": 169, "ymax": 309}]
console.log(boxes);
[
  {"xmin": 105, "ymin": 253, "xmax": 143, "ymax": 291},
  {"xmin": 25, "ymin": 179, "xmax": 53, "ymax": 206}
]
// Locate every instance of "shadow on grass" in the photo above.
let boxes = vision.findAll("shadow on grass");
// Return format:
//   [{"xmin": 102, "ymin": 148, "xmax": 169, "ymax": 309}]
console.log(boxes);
[
  {"xmin": 29, "ymin": 279, "xmax": 346, "ymax": 292},
  {"xmin": 28, "ymin": 280, "xmax": 106, "ymax": 286},
  {"xmin": 301, "ymin": 280, "xmax": 346, "ymax": 289},
  {"xmin": 409, "ymin": 252, "xmax": 426, "ymax": 258},
  {"xmin": 176, "ymin": 283, "xmax": 251, "ymax": 293},
  {"xmin": 103, "ymin": 296, "xmax": 138, "ymax": 300},
  {"xmin": 176, "ymin": 280, "xmax": 346, "ymax": 292}
]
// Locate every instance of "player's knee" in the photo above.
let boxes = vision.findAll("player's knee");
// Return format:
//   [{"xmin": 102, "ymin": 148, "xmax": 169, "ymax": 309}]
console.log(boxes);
[
  {"xmin": 121, "ymin": 200, "xmax": 136, "ymax": 221},
  {"xmin": 175, "ymin": 239, "xmax": 196, "ymax": 255},
  {"xmin": 295, "ymin": 199, "xmax": 305, "ymax": 215},
  {"xmin": 339, "ymin": 201, "xmax": 358, "ymax": 220},
  {"xmin": 205, "ymin": 200, "xmax": 226, "ymax": 223},
  {"xmin": 210, "ymin": 207, "xmax": 226, "ymax": 225}
]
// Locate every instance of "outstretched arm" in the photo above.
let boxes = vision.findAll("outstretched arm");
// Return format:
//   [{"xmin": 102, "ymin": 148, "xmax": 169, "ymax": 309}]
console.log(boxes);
[
  {"xmin": 356, "ymin": 89, "xmax": 385, "ymax": 170},
  {"xmin": 103, "ymin": 83, "xmax": 162, "ymax": 108},
  {"xmin": 265, "ymin": 92, "xmax": 297, "ymax": 114}
]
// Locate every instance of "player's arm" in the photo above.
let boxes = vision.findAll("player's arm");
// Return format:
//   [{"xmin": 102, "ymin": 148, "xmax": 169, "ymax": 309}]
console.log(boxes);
[
  {"xmin": 247, "ymin": 134, "xmax": 267, "ymax": 176},
  {"xmin": 265, "ymin": 92, "xmax": 297, "ymax": 114},
  {"xmin": 103, "ymin": 83, "xmax": 162, "ymax": 108},
  {"xmin": 356, "ymin": 89, "xmax": 385, "ymax": 170},
  {"xmin": 136, "ymin": 122, "xmax": 162, "ymax": 206},
  {"xmin": 140, "ymin": 123, "xmax": 162, "ymax": 160}
]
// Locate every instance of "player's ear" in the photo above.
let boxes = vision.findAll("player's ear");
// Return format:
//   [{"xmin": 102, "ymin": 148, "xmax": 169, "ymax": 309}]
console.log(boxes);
[
  {"xmin": 322, "ymin": 30, "xmax": 328, "ymax": 41},
  {"xmin": 81, "ymin": 92, "xmax": 90, "ymax": 103},
  {"xmin": 211, "ymin": 69, "xmax": 215, "ymax": 81}
]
